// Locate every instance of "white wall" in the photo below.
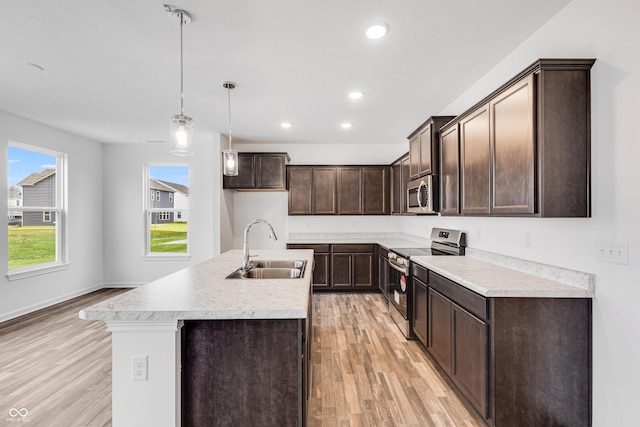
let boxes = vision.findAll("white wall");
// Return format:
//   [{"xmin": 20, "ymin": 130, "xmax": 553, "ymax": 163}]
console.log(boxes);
[
  {"xmin": 0, "ymin": 110, "xmax": 104, "ymax": 321},
  {"xmin": 232, "ymin": 1, "xmax": 640, "ymax": 425},
  {"xmin": 102, "ymin": 135, "xmax": 219, "ymax": 285}
]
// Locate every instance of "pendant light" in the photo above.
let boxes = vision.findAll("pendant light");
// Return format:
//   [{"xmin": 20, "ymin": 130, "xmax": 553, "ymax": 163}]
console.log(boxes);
[
  {"xmin": 222, "ymin": 81, "xmax": 239, "ymax": 176},
  {"xmin": 168, "ymin": 7, "xmax": 194, "ymax": 156}
]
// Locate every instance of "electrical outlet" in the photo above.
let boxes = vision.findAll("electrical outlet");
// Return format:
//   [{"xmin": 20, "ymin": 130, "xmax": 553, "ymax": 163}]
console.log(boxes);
[
  {"xmin": 596, "ymin": 240, "xmax": 629, "ymax": 265},
  {"xmin": 132, "ymin": 355, "xmax": 148, "ymax": 381}
]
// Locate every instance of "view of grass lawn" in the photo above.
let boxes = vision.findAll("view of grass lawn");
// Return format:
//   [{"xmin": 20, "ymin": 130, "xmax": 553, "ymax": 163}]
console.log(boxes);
[
  {"xmin": 8, "ymin": 225, "xmax": 56, "ymax": 269},
  {"xmin": 149, "ymin": 222, "xmax": 188, "ymax": 253}
]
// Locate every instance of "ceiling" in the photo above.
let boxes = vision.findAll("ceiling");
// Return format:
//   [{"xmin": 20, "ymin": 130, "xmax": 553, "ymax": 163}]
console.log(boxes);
[{"xmin": 0, "ymin": 0, "xmax": 571, "ymax": 146}]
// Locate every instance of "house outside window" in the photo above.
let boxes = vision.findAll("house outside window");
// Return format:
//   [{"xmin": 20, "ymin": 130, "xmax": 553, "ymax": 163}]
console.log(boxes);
[
  {"xmin": 144, "ymin": 164, "xmax": 189, "ymax": 257},
  {"xmin": 7, "ymin": 141, "xmax": 67, "ymax": 278}
]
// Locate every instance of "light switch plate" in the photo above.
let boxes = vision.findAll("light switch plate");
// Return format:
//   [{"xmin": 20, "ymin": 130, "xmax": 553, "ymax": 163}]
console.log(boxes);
[{"xmin": 596, "ymin": 240, "xmax": 629, "ymax": 265}]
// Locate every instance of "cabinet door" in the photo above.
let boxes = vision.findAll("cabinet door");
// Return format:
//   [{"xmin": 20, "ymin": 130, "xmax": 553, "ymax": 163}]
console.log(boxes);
[
  {"xmin": 363, "ymin": 167, "xmax": 389, "ymax": 215},
  {"xmin": 337, "ymin": 167, "xmax": 362, "ymax": 215},
  {"xmin": 331, "ymin": 253, "xmax": 352, "ymax": 288},
  {"xmin": 401, "ymin": 157, "xmax": 411, "ymax": 214},
  {"xmin": 460, "ymin": 104, "xmax": 491, "ymax": 215},
  {"xmin": 428, "ymin": 288, "xmax": 452, "ymax": 376},
  {"xmin": 312, "ymin": 252, "xmax": 330, "ymax": 288},
  {"xmin": 413, "ymin": 277, "xmax": 428, "ymax": 346},
  {"xmin": 353, "ymin": 253, "xmax": 374, "ymax": 288},
  {"xmin": 313, "ymin": 168, "xmax": 338, "ymax": 215},
  {"xmin": 490, "ymin": 74, "xmax": 535, "ymax": 214},
  {"xmin": 378, "ymin": 253, "xmax": 389, "ymax": 295},
  {"xmin": 452, "ymin": 303, "xmax": 488, "ymax": 419},
  {"xmin": 440, "ymin": 125, "xmax": 460, "ymax": 216},
  {"xmin": 390, "ymin": 161, "xmax": 402, "ymax": 214},
  {"xmin": 287, "ymin": 167, "xmax": 313, "ymax": 215},
  {"xmin": 257, "ymin": 154, "xmax": 287, "ymax": 189},
  {"xmin": 409, "ymin": 135, "xmax": 420, "ymax": 180},
  {"xmin": 223, "ymin": 153, "xmax": 256, "ymax": 189},
  {"xmin": 419, "ymin": 123, "xmax": 434, "ymax": 176}
]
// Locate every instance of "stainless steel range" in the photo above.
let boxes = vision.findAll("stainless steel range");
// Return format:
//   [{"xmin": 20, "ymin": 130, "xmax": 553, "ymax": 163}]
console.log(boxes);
[{"xmin": 387, "ymin": 228, "xmax": 466, "ymax": 338}]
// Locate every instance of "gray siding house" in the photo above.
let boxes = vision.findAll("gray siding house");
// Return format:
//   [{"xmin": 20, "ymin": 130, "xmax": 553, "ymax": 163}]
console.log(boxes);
[
  {"xmin": 17, "ymin": 169, "xmax": 56, "ymax": 226},
  {"xmin": 149, "ymin": 179, "xmax": 189, "ymax": 224}
]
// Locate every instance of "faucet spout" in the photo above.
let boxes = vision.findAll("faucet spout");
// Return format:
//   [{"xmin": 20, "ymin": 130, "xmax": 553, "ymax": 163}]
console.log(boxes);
[{"xmin": 242, "ymin": 219, "xmax": 278, "ymax": 270}]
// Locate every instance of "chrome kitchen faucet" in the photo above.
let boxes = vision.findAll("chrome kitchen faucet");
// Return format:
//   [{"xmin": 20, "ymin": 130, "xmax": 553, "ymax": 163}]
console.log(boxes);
[{"xmin": 242, "ymin": 219, "xmax": 278, "ymax": 271}]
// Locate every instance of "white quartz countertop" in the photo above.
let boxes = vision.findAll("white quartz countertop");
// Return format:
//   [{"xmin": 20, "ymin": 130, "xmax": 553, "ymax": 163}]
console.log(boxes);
[
  {"xmin": 411, "ymin": 255, "xmax": 593, "ymax": 298},
  {"xmin": 79, "ymin": 249, "xmax": 314, "ymax": 322}
]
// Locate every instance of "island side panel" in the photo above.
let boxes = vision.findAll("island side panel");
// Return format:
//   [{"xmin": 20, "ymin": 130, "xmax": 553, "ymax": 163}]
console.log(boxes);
[
  {"xmin": 491, "ymin": 298, "xmax": 592, "ymax": 427},
  {"xmin": 182, "ymin": 319, "xmax": 304, "ymax": 427}
]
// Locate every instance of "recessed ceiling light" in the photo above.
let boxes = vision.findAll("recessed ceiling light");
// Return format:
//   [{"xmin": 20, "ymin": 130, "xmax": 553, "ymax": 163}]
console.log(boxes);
[
  {"xmin": 348, "ymin": 91, "xmax": 364, "ymax": 100},
  {"xmin": 341, "ymin": 123, "xmax": 353, "ymax": 129},
  {"xmin": 365, "ymin": 22, "xmax": 389, "ymax": 40},
  {"xmin": 281, "ymin": 122, "xmax": 292, "ymax": 129}
]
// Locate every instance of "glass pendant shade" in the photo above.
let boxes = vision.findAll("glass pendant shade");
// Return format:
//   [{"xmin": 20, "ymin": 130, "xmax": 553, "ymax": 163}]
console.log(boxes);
[
  {"xmin": 169, "ymin": 114, "xmax": 194, "ymax": 156},
  {"xmin": 223, "ymin": 149, "xmax": 239, "ymax": 176}
]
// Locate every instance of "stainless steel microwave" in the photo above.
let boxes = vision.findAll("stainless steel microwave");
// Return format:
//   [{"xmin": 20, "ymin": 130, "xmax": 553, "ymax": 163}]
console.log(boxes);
[{"xmin": 407, "ymin": 176, "xmax": 438, "ymax": 214}]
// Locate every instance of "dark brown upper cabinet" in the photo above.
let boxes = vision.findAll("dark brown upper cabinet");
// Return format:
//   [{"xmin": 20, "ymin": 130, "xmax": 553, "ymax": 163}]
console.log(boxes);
[
  {"xmin": 223, "ymin": 152, "xmax": 290, "ymax": 191},
  {"xmin": 439, "ymin": 126, "xmax": 460, "ymax": 216},
  {"xmin": 439, "ymin": 58, "xmax": 595, "ymax": 217},
  {"xmin": 408, "ymin": 116, "xmax": 456, "ymax": 180},
  {"xmin": 288, "ymin": 165, "xmax": 389, "ymax": 216},
  {"xmin": 390, "ymin": 153, "xmax": 410, "ymax": 215}
]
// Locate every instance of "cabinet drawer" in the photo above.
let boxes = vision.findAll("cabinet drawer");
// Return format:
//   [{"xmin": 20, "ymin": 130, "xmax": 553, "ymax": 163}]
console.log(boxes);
[
  {"xmin": 331, "ymin": 244, "xmax": 374, "ymax": 253},
  {"xmin": 429, "ymin": 272, "xmax": 488, "ymax": 320},
  {"xmin": 412, "ymin": 262, "xmax": 429, "ymax": 284},
  {"xmin": 287, "ymin": 244, "xmax": 330, "ymax": 253},
  {"xmin": 378, "ymin": 246, "xmax": 389, "ymax": 259}
]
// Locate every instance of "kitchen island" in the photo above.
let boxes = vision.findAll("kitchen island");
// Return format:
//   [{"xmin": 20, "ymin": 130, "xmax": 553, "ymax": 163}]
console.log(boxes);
[{"xmin": 80, "ymin": 249, "xmax": 314, "ymax": 427}]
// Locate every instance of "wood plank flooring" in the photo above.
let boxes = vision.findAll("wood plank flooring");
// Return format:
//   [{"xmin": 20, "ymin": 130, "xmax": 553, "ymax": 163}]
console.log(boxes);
[
  {"xmin": 1, "ymin": 290, "xmax": 483, "ymax": 427},
  {"xmin": 0, "ymin": 288, "xmax": 127, "ymax": 427},
  {"xmin": 308, "ymin": 293, "xmax": 485, "ymax": 427}
]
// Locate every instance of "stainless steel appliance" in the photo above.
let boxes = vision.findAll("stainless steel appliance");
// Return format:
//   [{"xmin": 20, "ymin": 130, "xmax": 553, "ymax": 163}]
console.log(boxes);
[
  {"xmin": 388, "ymin": 227, "xmax": 465, "ymax": 338},
  {"xmin": 407, "ymin": 175, "xmax": 438, "ymax": 214}
]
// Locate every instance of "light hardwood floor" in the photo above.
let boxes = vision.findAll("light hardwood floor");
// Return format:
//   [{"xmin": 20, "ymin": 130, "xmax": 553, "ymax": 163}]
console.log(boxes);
[{"xmin": 1, "ymin": 290, "xmax": 483, "ymax": 427}]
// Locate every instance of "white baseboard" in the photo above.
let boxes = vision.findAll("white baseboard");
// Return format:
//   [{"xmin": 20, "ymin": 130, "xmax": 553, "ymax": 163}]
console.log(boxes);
[{"xmin": 0, "ymin": 282, "xmax": 145, "ymax": 324}]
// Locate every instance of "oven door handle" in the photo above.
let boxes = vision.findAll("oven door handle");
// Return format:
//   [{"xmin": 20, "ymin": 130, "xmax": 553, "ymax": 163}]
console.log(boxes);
[{"xmin": 388, "ymin": 261, "xmax": 409, "ymax": 275}]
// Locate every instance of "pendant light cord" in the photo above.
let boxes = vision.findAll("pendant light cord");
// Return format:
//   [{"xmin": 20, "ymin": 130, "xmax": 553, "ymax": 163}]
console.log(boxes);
[
  {"xmin": 227, "ymin": 86, "xmax": 233, "ymax": 150},
  {"xmin": 179, "ymin": 12, "xmax": 184, "ymax": 116}
]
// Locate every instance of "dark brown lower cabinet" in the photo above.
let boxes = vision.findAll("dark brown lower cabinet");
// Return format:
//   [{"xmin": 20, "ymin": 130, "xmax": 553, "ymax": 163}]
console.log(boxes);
[
  {"xmin": 287, "ymin": 244, "xmax": 330, "ymax": 288},
  {"xmin": 419, "ymin": 265, "xmax": 592, "ymax": 427},
  {"xmin": 378, "ymin": 247, "xmax": 390, "ymax": 298},
  {"xmin": 331, "ymin": 245, "xmax": 375, "ymax": 289},
  {"xmin": 412, "ymin": 277, "xmax": 428, "ymax": 346}
]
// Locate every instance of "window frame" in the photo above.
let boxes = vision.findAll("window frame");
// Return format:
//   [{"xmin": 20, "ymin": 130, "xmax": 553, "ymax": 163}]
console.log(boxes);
[
  {"xmin": 143, "ymin": 163, "xmax": 190, "ymax": 260},
  {"xmin": 7, "ymin": 141, "xmax": 68, "ymax": 280}
]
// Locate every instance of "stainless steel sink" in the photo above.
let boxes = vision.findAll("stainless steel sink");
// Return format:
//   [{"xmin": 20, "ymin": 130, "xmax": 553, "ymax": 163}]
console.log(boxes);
[
  {"xmin": 226, "ymin": 260, "xmax": 306, "ymax": 279},
  {"xmin": 252, "ymin": 260, "xmax": 305, "ymax": 269}
]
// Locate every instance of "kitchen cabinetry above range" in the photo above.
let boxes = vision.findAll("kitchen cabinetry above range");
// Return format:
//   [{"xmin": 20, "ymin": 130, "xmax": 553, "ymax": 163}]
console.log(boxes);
[
  {"xmin": 439, "ymin": 58, "xmax": 595, "ymax": 217},
  {"xmin": 223, "ymin": 152, "xmax": 290, "ymax": 191},
  {"xmin": 287, "ymin": 166, "xmax": 389, "ymax": 216},
  {"xmin": 390, "ymin": 153, "xmax": 410, "ymax": 215},
  {"xmin": 408, "ymin": 116, "xmax": 456, "ymax": 180}
]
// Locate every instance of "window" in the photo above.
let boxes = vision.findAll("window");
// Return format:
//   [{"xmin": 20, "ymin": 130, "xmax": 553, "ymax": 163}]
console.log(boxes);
[
  {"xmin": 144, "ymin": 164, "xmax": 189, "ymax": 257},
  {"xmin": 7, "ymin": 142, "xmax": 67, "ymax": 278}
]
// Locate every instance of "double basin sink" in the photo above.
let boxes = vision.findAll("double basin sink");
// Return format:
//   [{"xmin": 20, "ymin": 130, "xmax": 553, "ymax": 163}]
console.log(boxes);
[{"xmin": 226, "ymin": 260, "xmax": 306, "ymax": 280}]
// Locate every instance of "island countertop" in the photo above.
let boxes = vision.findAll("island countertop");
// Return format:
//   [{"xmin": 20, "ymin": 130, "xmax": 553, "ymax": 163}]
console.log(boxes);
[{"xmin": 79, "ymin": 249, "xmax": 314, "ymax": 322}]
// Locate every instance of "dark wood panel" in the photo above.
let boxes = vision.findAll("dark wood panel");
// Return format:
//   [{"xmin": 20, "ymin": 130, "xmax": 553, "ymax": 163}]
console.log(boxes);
[
  {"xmin": 332, "ymin": 244, "xmax": 374, "ymax": 253},
  {"xmin": 257, "ymin": 153, "xmax": 288, "ymax": 189},
  {"xmin": 182, "ymin": 319, "xmax": 303, "ymax": 427},
  {"xmin": 409, "ymin": 135, "xmax": 420, "ymax": 180},
  {"xmin": 337, "ymin": 167, "xmax": 362, "ymax": 214},
  {"xmin": 331, "ymin": 253, "xmax": 352, "ymax": 287},
  {"xmin": 287, "ymin": 243, "xmax": 330, "ymax": 253},
  {"xmin": 313, "ymin": 168, "xmax": 338, "ymax": 215},
  {"xmin": 312, "ymin": 253, "xmax": 330, "ymax": 287},
  {"xmin": 429, "ymin": 272, "xmax": 488, "ymax": 321},
  {"xmin": 353, "ymin": 253, "xmax": 374, "ymax": 288},
  {"xmin": 412, "ymin": 277, "xmax": 428, "ymax": 346},
  {"xmin": 492, "ymin": 298, "xmax": 592, "ymax": 427},
  {"xmin": 362, "ymin": 167, "xmax": 389, "ymax": 215},
  {"xmin": 440, "ymin": 125, "xmax": 460, "ymax": 215},
  {"xmin": 390, "ymin": 160, "xmax": 403, "ymax": 214},
  {"xmin": 460, "ymin": 104, "xmax": 491, "ymax": 215},
  {"xmin": 401, "ymin": 157, "xmax": 411, "ymax": 214},
  {"xmin": 428, "ymin": 288, "xmax": 452, "ymax": 376},
  {"xmin": 418, "ymin": 123, "xmax": 433, "ymax": 175},
  {"xmin": 490, "ymin": 74, "xmax": 535, "ymax": 214},
  {"xmin": 288, "ymin": 167, "xmax": 313, "ymax": 215},
  {"xmin": 223, "ymin": 153, "xmax": 256, "ymax": 189},
  {"xmin": 452, "ymin": 303, "xmax": 488, "ymax": 419}
]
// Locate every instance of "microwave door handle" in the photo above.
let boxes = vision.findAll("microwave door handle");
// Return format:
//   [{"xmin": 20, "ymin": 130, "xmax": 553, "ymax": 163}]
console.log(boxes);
[{"xmin": 418, "ymin": 180, "xmax": 427, "ymax": 211}]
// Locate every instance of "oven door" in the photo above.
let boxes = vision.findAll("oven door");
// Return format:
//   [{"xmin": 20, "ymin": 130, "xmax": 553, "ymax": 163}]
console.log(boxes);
[{"xmin": 388, "ymin": 262, "xmax": 409, "ymax": 318}]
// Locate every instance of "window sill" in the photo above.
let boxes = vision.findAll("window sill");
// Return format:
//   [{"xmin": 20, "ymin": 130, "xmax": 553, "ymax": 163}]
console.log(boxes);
[
  {"xmin": 142, "ymin": 254, "xmax": 191, "ymax": 261},
  {"xmin": 7, "ymin": 262, "xmax": 70, "ymax": 281}
]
